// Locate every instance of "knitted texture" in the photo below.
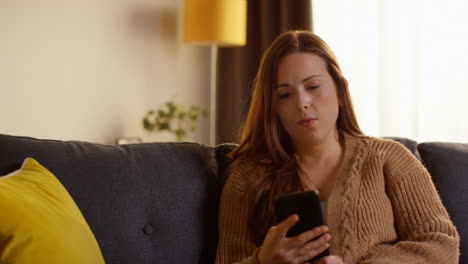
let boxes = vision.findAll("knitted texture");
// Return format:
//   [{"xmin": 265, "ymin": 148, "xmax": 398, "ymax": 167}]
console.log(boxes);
[
  {"xmin": 339, "ymin": 136, "xmax": 369, "ymax": 262},
  {"xmin": 215, "ymin": 135, "xmax": 460, "ymax": 264}
]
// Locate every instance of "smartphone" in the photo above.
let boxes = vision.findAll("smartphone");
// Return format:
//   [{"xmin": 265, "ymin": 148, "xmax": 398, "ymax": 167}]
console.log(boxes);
[{"xmin": 273, "ymin": 191, "xmax": 330, "ymax": 261}]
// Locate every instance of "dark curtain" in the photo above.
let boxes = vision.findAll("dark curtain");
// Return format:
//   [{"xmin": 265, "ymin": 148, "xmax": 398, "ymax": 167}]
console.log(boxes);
[{"xmin": 216, "ymin": 0, "xmax": 313, "ymax": 144}]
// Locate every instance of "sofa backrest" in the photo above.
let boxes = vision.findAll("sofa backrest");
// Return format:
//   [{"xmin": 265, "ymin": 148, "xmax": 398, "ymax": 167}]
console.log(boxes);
[
  {"xmin": 0, "ymin": 134, "xmax": 220, "ymax": 264},
  {"xmin": 417, "ymin": 142, "xmax": 468, "ymax": 264}
]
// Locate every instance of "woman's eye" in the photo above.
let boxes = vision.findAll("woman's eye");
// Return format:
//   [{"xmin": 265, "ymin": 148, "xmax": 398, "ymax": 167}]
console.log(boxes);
[
  {"xmin": 279, "ymin": 93, "xmax": 291, "ymax": 99},
  {"xmin": 307, "ymin": 85, "xmax": 319, "ymax": 90}
]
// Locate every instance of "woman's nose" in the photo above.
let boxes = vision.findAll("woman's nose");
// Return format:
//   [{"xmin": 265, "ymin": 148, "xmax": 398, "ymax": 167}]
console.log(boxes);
[{"xmin": 297, "ymin": 91, "xmax": 312, "ymax": 110}]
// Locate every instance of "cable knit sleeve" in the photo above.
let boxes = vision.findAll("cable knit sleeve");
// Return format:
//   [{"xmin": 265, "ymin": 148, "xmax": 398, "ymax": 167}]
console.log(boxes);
[
  {"xmin": 215, "ymin": 165, "xmax": 261, "ymax": 264},
  {"xmin": 361, "ymin": 141, "xmax": 460, "ymax": 264}
]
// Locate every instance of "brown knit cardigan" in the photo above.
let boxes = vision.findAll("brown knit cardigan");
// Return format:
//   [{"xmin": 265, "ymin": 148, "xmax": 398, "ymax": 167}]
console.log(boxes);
[{"xmin": 215, "ymin": 135, "xmax": 460, "ymax": 264}]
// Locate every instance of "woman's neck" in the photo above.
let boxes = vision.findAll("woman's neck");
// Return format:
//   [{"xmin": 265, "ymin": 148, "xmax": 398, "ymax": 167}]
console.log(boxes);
[
  {"xmin": 295, "ymin": 129, "xmax": 345, "ymax": 200},
  {"xmin": 294, "ymin": 128, "xmax": 343, "ymax": 167}
]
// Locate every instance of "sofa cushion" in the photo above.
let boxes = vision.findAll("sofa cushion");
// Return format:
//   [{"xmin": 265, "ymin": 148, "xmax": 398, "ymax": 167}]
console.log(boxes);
[
  {"xmin": 417, "ymin": 142, "xmax": 468, "ymax": 264},
  {"xmin": 215, "ymin": 143, "xmax": 237, "ymax": 190},
  {"xmin": 0, "ymin": 158, "xmax": 105, "ymax": 263},
  {"xmin": 0, "ymin": 134, "xmax": 219, "ymax": 264}
]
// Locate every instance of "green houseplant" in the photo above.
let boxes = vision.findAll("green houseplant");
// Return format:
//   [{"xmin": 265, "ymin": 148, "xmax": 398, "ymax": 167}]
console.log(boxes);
[{"xmin": 143, "ymin": 101, "xmax": 209, "ymax": 142}]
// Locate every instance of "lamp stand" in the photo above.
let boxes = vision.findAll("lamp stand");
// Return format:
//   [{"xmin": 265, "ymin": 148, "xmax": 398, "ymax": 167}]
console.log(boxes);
[{"xmin": 209, "ymin": 44, "xmax": 218, "ymax": 146}]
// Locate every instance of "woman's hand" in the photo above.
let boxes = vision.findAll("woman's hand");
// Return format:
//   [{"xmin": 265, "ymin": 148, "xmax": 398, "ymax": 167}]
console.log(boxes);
[
  {"xmin": 257, "ymin": 214, "xmax": 331, "ymax": 264},
  {"xmin": 311, "ymin": 255, "xmax": 344, "ymax": 264}
]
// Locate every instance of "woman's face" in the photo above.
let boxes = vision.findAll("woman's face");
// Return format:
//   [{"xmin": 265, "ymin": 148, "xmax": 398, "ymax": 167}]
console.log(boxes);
[{"xmin": 275, "ymin": 52, "xmax": 340, "ymax": 146}]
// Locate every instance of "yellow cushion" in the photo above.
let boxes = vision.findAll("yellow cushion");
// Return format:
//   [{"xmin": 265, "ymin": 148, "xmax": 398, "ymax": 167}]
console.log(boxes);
[{"xmin": 0, "ymin": 158, "xmax": 105, "ymax": 263}]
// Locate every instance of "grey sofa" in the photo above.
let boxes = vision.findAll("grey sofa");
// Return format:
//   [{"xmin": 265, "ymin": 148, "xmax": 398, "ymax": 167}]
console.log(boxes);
[{"xmin": 0, "ymin": 133, "xmax": 466, "ymax": 263}]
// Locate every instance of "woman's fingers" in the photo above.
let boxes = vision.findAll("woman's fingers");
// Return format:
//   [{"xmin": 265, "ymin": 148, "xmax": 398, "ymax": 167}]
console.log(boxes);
[
  {"xmin": 288, "ymin": 225, "xmax": 329, "ymax": 248},
  {"xmin": 258, "ymin": 214, "xmax": 300, "ymax": 263},
  {"xmin": 259, "ymin": 217, "xmax": 334, "ymax": 264},
  {"xmin": 301, "ymin": 233, "xmax": 331, "ymax": 253},
  {"xmin": 275, "ymin": 214, "xmax": 300, "ymax": 238},
  {"xmin": 298, "ymin": 244, "xmax": 330, "ymax": 264},
  {"xmin": 293, "ymin": 233, "xmax": 330, "ymax": 263}
]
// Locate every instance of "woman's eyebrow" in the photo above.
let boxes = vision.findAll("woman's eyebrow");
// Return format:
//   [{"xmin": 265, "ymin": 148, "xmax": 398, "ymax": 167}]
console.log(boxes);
[
  {"xmin": 302, "ymin": 75, "xmax": 322, "ymax": 83},
  {"xmin": 275, "ymin": 75, "xmax": 322, "ymax": 89}
]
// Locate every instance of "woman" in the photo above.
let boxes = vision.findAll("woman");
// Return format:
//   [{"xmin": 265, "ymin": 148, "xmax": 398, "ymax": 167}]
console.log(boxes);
[{"xmin": 215, "ymin": 30, "xmax": 460, "ymax": 264}]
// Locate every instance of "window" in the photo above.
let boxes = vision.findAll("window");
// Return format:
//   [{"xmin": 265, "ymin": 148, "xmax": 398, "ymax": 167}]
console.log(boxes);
[{"xmin": 313, "ymin": 0, "xmax": 468, "ymax": 142}]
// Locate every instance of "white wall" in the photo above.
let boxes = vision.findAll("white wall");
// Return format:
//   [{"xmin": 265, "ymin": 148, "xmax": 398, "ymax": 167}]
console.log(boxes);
[{"xmin": 0, "ymin": 0, "xmax": 211, "ymax": 145}]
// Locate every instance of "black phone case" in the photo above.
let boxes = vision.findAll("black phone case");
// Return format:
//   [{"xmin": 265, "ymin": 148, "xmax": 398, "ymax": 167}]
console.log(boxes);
[{"xmin": 274, "ymin": 191, "xmax": 330, "ymax": 262}]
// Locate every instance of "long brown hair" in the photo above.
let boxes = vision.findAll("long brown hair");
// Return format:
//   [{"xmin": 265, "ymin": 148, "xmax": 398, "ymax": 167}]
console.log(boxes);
[{"xmin": 229, "ymin": 30, "xmax": 363, "ymax": 245}]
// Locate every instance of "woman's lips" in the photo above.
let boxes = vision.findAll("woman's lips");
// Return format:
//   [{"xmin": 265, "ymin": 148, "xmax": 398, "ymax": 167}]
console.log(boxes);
[{"xmin": 298, "ymin": 118, "xmax": 318, "ymax": 127}]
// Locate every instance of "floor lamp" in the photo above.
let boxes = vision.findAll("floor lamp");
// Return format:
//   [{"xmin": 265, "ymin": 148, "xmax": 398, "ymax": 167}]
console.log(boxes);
[{"xmin": 183, "ymin": 0, "xmax": 247, "ymax": 146}]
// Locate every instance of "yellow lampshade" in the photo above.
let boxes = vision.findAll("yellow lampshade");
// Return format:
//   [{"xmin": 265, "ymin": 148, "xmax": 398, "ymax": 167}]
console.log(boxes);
[{"xmin": 184, "ymin": 0, "xmax": 247, "ymax": 47}]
